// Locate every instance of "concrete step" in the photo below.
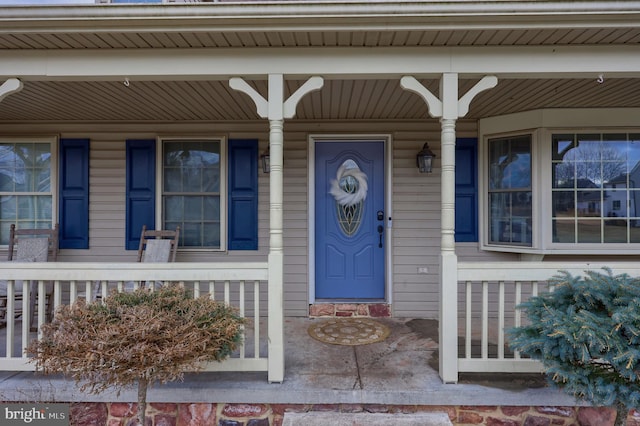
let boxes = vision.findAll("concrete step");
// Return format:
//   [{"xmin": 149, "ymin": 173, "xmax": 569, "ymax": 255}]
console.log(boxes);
[{"xmin": 283, "ymin": 412, "xmax": 453, "ymax": 426}]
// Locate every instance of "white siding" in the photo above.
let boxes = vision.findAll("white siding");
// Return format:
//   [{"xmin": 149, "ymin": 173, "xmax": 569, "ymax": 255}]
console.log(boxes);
[{"xmin": 0, "ymin": 120, "xmax": 515, "ymax": 318}]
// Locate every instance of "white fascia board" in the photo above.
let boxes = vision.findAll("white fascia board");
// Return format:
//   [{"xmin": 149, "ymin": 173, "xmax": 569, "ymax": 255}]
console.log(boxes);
[
  {"xmin": 1, "ymin": 2, "xmax": 640, "ymax": 33},
  {"xmin": 1, "ymin": 45, "xmax": 640, "ymax": 81}
]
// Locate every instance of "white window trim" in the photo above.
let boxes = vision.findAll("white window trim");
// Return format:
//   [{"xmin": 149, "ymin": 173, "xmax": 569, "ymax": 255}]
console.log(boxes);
[
  {"xmin": 156, "ymin": 136, "xmax": 227, "ymax": 252},
  {"xmin": 0, "ymin": 136, "xmax": 58, "ymax": 243},
  {"xmin": 479, "ymin": 108, "xmax": 640, "ymax": 255}
]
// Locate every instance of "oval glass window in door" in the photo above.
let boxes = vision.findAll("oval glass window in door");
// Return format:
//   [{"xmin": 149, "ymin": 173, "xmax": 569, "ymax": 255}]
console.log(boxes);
[{"xmin": 329, "ymin": 159, "xmax": 368, "ymax": 237}]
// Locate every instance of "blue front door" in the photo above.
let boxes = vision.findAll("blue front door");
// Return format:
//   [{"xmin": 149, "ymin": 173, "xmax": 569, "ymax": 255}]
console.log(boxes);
[{"xmin": 315, "ymin": 141, "xmax": 385, "ymax": 299}]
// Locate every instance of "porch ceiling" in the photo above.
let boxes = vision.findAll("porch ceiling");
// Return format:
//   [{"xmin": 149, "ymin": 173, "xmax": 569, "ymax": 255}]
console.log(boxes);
[
  {"xmin": 0, "ymin": 1, "xmax": 639, "ymax": 122},
  {"xmin": 1, "ymin": 77, "xmax": 639, "ymax": 122}
]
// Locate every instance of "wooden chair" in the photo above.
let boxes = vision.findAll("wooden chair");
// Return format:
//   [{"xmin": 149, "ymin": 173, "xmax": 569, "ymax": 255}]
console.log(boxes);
[
  {"xmin": 0, "ymin": 224, "xmax": 59, "ymax": 329},
  {"xmin": 137, "ymin": 225, "xmax": 180, "ymax": 263}
]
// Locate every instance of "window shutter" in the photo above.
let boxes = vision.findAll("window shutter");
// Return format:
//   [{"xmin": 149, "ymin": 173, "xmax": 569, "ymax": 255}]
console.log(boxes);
[
  {"xmin": 455, "ymin": 138, "xmax": 478, "ymax": 242},
  {"xmin": 228, "ymin": 139, "xmax": 258, "ymax": 250},
  {"xmin": 126, "ymin": 139, "xmax": 156, "ymax": 250},
  {"xmin": 59, "ymin": 138, "xmax": 90, "ymax": 249}
]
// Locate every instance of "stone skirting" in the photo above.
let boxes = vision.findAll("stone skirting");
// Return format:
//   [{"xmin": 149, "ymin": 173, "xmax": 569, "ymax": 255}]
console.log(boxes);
[
  {"xmin": 67, "ymin": 402, "xmax": 640, "ymax": 426},
  {"xmin": 309, "ymin": 303, "xmax": 391, "ymax": 317}
]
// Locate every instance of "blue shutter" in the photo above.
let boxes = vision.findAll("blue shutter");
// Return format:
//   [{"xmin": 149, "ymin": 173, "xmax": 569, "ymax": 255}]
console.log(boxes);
[
  {"xmin": 126, "ymin": 139, "xmax": 156, "ymax": 250},
  {"xmin": 228, "ymin": 139, "xmax": 258, "ymax": 250},
  {"xmin": 455, "ymin": 138, "xmax": 478, "ymax": 242},
  {"xmin": 58, "ymin": 138, "xmax": 90, "ymax": 249}
]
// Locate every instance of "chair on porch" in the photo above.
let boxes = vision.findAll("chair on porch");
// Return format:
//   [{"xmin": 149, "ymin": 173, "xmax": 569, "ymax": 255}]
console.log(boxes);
[
  {"xmin": 137, "ymin": 225, "xmax": 180, "ymax": 263},
  {"xmin": 0, "ymin": 224, "xmax": 59, "ymax": 329},
  {"xmin": 129, "ymin": 225, "xmax": 180, "ymax": 289}
]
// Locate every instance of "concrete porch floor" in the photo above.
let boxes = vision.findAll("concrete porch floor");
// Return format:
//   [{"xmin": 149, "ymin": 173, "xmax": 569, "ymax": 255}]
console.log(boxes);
[{"xmin": 0, "ymin": 317, "xmax": 578, "ymax": 407}]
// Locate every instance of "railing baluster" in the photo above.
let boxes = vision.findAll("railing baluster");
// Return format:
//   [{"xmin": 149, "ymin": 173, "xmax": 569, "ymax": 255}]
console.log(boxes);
[
  {"xmin": 37, "ymin": 280, "xmax": 46, "ymax": 333},
  {"xmin": 224, "ymin": 280, "xmax": 230, "ymax": 305},
  {"xmin": 209, "ymin": 281, "xmax": 215, "ymax": 300},
  {"xmin": 254, "ymin": 280, "xmax": 260, "ymax": 359},
  {"xmin": 239, "ymin": 280, "xmax": 245, "ymax": 359},
  {"xmin": 465, "ymin": 281, "xmax": 472, "ymax": 359},
  {"xmin": 498, "ymin": 281, "xmax": 505, "ymax": 359},
  {"xmin": 70, "ymin": 280, "xmax": 78, "ymax": 304},
  {"xmin": 21, "ymin": 280, "xmax": 29, "ymax": 359},
  {"xmin": 6, "ymin": 280, "xmax": 15, "ymax": 358},
  {"xmin": 54, "ymin": 280, "xmax": 62, "ymax": 312},
  {"xmin": 514, "ymin": 281, "xmax": 522, "ymax": 360},
  {"xmin": 193, "ymin": 281, "xmax": 200, "ymax": 298},
  {"xmin": 481, "ymin": 280, "xmax": 488, "ymax": 360}
]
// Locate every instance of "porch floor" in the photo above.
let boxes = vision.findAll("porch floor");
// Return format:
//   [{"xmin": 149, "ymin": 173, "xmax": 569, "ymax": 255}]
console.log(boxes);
[{"xmin": 0, "ymin": 317, "xmax": 578, "ymax": 407}]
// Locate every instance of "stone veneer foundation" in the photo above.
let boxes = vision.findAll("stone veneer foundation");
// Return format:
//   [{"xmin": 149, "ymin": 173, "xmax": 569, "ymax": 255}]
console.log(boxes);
[
  {"xmin": 67, "ymin": 402, "xmax": 640, "ymax": 426},
  {"xmin": 308, "ymin": 303, "xmax": 391, "ymax": 317}
]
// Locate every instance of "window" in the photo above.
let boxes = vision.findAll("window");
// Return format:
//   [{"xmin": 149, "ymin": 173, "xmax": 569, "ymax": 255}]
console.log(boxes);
[
  {"xmin": 480, "ymin": 109, "xmax": 640, "ymax": 254},
  {"xmin": 487, "ymin": 134, "xmax": 532, "ymax": 246},
  {"xmin": 162, "ymin": 139, "xmax": 223, "ymax": 249},
  {"xmin": 551, "ymin": 132, "xmax": 640, "ymax": 244},
  {"xmin": 125, "ymin": 138, "xmax": 258, "ymax": 252},
  {"xmin": 0, "ymin": 139, "xmax": 53, "ymax": 245}
]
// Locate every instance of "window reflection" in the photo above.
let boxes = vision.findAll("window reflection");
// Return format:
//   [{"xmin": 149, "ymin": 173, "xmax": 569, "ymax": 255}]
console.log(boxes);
[
  {"xmin": 488, "ymin": 135, "xmax": 532, "ymax": 246},
  {"xmin": 551, "ymin": 133, "xmax": 640, "ymax": 243}
]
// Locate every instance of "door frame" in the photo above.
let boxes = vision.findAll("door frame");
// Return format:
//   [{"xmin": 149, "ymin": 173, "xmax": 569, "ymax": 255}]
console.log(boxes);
[{"xmin": 308, "ymin": 134, "xmax": 393, "ymax": 304}]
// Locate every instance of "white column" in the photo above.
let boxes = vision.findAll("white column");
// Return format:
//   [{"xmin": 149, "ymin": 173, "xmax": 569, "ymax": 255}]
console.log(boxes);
[
  {"xmin": 400, "ymin": 73, "xmax": 497, "ymax": 383},
  {"xmin": 267, "ymin": 116, "xmax": 285, "ymax": 383},
  {"xmin": 229, "ymin": 74, "xmax": 323, "ymax": 383},
  {"xmin": 438, "ymin": 73, "xmax": 460, "ymax": 383}
]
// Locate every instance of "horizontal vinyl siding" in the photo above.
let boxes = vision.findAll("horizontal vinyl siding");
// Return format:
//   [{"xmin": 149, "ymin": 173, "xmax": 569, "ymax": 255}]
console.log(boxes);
[{"xmin": 1, "ymin": 120, "xmax": 520, "ymax": 318}]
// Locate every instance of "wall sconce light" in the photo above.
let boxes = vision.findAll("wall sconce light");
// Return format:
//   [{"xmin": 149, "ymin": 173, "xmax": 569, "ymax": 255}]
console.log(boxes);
[
  {"xmin": 261, "ymin": 146, "xmax": 270, "ymax": 174},
  {"xmin": 416, "ymin": 142, "xmax": 436, "ymax": 173}
]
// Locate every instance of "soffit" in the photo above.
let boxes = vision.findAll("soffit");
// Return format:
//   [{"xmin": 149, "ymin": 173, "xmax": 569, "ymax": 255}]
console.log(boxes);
[{"xmin": 0, "ymin": 77, "xmax": 638, "ymax": 122}]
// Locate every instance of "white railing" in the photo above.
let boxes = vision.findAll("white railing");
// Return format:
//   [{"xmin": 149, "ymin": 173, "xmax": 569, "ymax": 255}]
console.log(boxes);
[
  {"xmin": 0, "ymin": 262, "xmax": 270, "ymax": 374},
  {"xmin": 456, "ymin": 262, "xmax": 640, "ymax": 376}
]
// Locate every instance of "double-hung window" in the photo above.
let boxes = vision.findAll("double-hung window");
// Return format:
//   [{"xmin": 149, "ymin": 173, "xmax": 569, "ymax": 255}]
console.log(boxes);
[
  {"xmin": 162, "ymin": 139, "xmax": 223, "ymax": 249},
  {"xmin": 0, "ymin": 138, "xmax": 54, "ymax": 244}
]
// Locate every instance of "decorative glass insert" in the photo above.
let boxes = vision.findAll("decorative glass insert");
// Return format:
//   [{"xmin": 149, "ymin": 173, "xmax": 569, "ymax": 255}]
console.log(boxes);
[
  {"xmin": 330, "ymin": 159, "xmax": 368, "ymax": 236},
  {"xmin": 551, "ymin": 132, "xmax": 640, "ymax": 244}
]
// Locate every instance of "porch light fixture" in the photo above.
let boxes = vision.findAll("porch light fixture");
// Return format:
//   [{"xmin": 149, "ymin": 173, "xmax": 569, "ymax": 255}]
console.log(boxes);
[
  {"xmin": 261, "ymin": 146, "xmax": 270, "ymax": 174},
  {"xmin": 416, "ymin": 142, "xmax": 436, "ymax": 173}
]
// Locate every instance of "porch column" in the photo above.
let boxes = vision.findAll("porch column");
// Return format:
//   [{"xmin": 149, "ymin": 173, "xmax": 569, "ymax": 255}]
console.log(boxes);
[
  {"xmin": 401, "ymin": 73, "xmax": 497, "ymax": 383},
  {"xmin": 0, "ymin": 78, "xmax": 23, "ymax": 103},
  {"xmin": 229, "ymin": 74, "xmax": 323, "ymax": 383}
]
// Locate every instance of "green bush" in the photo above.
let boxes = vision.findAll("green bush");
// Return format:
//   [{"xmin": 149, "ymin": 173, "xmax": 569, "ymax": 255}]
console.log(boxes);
[{"xmin": 509, "ymin": 268, "xmax": 640, "ymax": 424}]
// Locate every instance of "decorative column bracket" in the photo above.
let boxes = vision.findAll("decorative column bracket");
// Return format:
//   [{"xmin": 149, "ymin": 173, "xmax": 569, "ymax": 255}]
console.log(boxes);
[
  {"xmin": 229, "ymin": 75, "xmax": 324, "ymax": 120},
  {"xmin": 0, "ymin": 78, "xmax": 23, "ymax": 103},
  {"xmin": 400, "ymin": 75, "xmax": 497, "ymax": 119}
]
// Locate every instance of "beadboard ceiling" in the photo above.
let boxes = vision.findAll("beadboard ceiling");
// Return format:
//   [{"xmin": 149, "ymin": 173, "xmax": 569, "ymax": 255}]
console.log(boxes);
[{"xmin": 0, "ymin": 77, "xmax": 638, "ymax": 122}]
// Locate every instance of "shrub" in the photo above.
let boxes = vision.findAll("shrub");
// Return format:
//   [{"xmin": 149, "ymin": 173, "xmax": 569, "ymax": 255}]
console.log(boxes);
[
  {"xmin": 509, "ymin": 268, "xmax": 640, "ymax": 425},
  {"xmin": 27, "ymin": 285, "xmax": 245, "ymax": 425}
]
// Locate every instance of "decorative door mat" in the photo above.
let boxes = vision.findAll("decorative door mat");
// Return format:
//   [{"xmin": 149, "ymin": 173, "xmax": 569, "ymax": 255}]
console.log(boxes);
[{"xmin": 308, "ymin": 317, "xmax": 390, "ymax": 346}]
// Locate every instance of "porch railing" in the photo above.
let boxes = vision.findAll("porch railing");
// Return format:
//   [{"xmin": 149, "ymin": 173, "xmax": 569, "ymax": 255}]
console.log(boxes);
[
  {"xmin": 0, "ymin": 262, "xmax": 271, "ymax": 375},
  {"xmin": 455, "ymin": 261, "xmax": 640, "ymax": 378}
]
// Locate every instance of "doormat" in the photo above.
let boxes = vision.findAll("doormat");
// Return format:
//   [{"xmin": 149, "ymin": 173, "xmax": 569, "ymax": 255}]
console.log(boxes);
[{"xmin": 308, "ymin": 318, "xmax": 390, "ymax": 346}]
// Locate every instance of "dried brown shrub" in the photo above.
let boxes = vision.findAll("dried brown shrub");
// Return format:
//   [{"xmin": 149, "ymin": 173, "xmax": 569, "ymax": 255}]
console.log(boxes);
[{"xmin": 27, "ymin": 285, "xmax": 245, "ymax": 424}]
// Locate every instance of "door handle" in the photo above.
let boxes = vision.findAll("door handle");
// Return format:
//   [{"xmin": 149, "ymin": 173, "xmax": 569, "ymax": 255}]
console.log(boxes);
[{"xmin": 377, "ymin": 225, "xmax": 384, "ymax": 248}]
